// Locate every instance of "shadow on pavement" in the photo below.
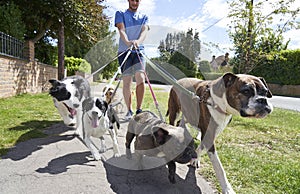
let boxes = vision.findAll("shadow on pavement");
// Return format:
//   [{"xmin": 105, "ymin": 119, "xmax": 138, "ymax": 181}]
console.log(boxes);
[
  {"xmin": 1, "ymin": 123, "xmax": 74, "ymax": 161},
  {"xmin": 36, "ymin": 151, "xmax": 95, "ymax": 174},
  {"xmin": 103, "ymin": 156, "xmax": 202, "ymax": 194}
]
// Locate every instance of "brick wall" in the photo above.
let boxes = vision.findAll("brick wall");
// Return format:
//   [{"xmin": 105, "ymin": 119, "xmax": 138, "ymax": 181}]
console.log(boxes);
[{"xmin": 0, "ymin": 55, "xmax": 57, "ymax": 98}]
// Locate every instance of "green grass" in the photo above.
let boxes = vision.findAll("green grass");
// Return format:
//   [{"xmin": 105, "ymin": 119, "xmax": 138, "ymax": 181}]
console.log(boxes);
[
  {"xmin": 199, "ymin": 109, "xmax": 300, "ymax": 194},
  {"xmin": 0, "ymin": 93, "xmax": 61, "ymax": 156},
  {"xmin": 0, "ymin": 86, "xmax": 299, "ymax": 194}
]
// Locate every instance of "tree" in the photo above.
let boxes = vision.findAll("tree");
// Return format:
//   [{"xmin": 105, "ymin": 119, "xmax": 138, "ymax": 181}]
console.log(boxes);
[
  {"xmin": 158, "ymin": 29, "xmax": 202, "ymax": 78},
  {"xmin": 4, "ymin": 0, "xmax": 109, "ymax": 79},
  {"xmin": 0, "ymin": 2, "xmax": 26, "ymax": 40},
  {"xmin": 84, "ymin": 33, "xmax": 119, "ymax": 81},
  {"xmin": 228, "ymin": 0, "xmax": 300, "ymax": 73}
]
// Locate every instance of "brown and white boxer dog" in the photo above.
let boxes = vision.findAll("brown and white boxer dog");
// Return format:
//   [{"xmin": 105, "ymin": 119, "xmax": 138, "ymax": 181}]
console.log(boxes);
[
  {"xmin": 167, "ymin": 72, "xmax": 273, "ymax": 194},
  {"xmin": 125, "ymin": 111, "xmax": 197, "ymax": 184}
]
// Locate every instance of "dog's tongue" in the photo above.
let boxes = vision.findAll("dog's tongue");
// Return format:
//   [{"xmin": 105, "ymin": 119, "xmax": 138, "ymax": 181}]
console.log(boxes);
[
  {"xmin": 70, "ymin": 108, "xmax": 77, "ymax": 116},
  {"xmin": 92, "ymin": 118, "xmax": 99, "ymax": 128}
]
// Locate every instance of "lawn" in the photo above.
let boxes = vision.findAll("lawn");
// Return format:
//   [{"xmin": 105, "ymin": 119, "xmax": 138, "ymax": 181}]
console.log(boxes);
[
  {"xmin": 0, "ymin": 93, "xmax": 61, "ymax": 156},
  {"xmin": 0, "ymin": 87, "xmax": 299, "ymax": 193}
]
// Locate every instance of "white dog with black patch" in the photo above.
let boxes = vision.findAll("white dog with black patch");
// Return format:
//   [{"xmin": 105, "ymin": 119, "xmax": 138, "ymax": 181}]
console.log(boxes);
[
  {"xmin": 82, "ymin": 97, "xmax": 121, "ymax": 160},
  {"xmin": 49, "ymin": 75, "xmax": 90, "ymax": 136}
]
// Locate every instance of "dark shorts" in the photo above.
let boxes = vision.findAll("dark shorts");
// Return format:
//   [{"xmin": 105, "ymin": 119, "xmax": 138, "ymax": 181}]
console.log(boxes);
[{"xmin": 118, "ymin": 50, "xmax": 146, "ymax": 76}]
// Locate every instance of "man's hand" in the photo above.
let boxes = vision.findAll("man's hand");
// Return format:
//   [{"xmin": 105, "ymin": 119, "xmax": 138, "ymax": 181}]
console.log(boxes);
[{"xmin": 131, "ymin": 40, "xmax": 139, "ymax": 49}]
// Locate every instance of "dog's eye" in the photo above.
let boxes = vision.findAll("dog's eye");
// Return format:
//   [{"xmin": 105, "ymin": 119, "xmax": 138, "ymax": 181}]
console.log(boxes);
[
  {"xmin": 258, "ymin": 88, "xmax": 268, "ymax": 96},
  {"xmin": 241, "ymin": 87, "xmax": 253, "ymax": 96}
]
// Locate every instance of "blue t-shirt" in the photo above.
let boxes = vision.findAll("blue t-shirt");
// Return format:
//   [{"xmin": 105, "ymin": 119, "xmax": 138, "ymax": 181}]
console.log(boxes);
[{"xmin": 115, "ymin": 9, "xmax": 149, "ymax": 52}]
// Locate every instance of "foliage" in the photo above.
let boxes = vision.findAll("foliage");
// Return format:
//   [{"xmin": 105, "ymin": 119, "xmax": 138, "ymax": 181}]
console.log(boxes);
[
  {"xmin": 2, "ymin": 0, "xmax": 110, "ymax": 68},
  {"xmin": 250, "ymin": 49, "xmax": 300, "ymax": 85},
  {"xmin": 0, "ymin": 2, "xmax": 26, "ymax": 40},
  {"xmin": 64, "ymin": 56, "xmax": 91, "ymax": 76},
  {"xmin": 228, "ymin": 0, "xmax": 300, "ymax": 73},
  {"xmin": 84, "ymin": 33, "xmax": 119, "ymax": 81},
  {"xmin": 158, "ymin": 28, "xmax": 202, "ymax": 78},
  {"xmin": 35, "ymin": 37, "xmax": 58, "ymax": 65},
  {"xmin": 199, "ymin": 60, "xmax": 212, "ymax": 73}
]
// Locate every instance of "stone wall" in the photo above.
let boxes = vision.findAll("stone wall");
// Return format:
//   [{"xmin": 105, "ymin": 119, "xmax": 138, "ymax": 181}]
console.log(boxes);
[
  {"xmin": 268, "ymin": 83, "xmax": 300, "ymax": 97},
  {"xmin": 0, "ymin": 55, "xmax": 57, "ymax": 98}
]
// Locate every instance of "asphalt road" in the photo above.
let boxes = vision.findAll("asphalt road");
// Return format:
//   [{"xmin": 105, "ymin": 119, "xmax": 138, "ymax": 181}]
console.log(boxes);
[{"xmin": 269, "ymin": 95, "xmax": 300, "ymax": 112}]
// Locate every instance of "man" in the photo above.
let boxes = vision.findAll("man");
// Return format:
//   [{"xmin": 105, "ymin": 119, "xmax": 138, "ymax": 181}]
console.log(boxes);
[{"xmin": 115, "ymin": 0, "xmax": 149, "ymax": 120}]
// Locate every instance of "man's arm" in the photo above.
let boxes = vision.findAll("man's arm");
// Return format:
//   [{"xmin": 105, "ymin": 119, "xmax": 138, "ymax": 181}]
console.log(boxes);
[
  {"xmin": 116, "ymin": 22, "xmax": 132, "ymax": 47},
  {"xmin": 134, "ymin": 25, "xmax": 149, "ymax": 48}
]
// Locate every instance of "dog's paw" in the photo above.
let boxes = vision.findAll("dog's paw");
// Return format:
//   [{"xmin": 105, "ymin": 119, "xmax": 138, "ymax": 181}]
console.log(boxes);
[
  {"xmin": 113, "ymin": 152, "xmax": 121, "ymax": 157},
  {"xmin": 93, "ymin": 154, "xmax": 102, "ymax": 161},
  {"xmin": 126, "ymin": 148, "xmax": 132, "ymax": 159},
  {"xmin": 99, "ymin": 146, "xmax": 107, "ymax": 153},
  {"xmin": 190, "ymin": 158, "xmax": 200, "ymax": 168}
]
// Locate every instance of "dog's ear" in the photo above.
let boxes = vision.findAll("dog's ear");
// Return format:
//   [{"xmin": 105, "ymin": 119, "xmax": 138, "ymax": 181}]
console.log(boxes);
[
  {"xmin": 49, "ymin": 79, "xmax": 60, "ymax": 88},
  {"xmin": 153, "ymin": 128, "xmax": 170, "ymax": 145},
  {"xmin": 82, "ymin": 98, "xmax": 93, "ymax": 112},
  {"xmin": 259, "ymin": 77, "xmax": 272, "ymax": 98},
  {"xmin": 222, "ymin": 72, "xmax": 237, "ymax": 88},
  {"xmin": 96, "ymin": 98, "xmax": 108, "ymax": 113},
  {"xmin": 102, "ymin": 86, "xmax": 107, "ymax": 93}
]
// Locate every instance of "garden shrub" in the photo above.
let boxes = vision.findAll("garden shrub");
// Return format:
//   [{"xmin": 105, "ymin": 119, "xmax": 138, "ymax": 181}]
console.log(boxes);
[
  {"xmin": 65, "ymin": 56, "xmax": 91, "ymax": 76},
  {"xmin": 250, "ymin": 49, "xmax": 300, "ymax": 85}
]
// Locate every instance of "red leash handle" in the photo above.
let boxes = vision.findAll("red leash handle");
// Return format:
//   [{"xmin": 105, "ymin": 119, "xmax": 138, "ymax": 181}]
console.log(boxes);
[{"xmin": 136, "ymin": 49, "xmax": 164, "ymax": 121}]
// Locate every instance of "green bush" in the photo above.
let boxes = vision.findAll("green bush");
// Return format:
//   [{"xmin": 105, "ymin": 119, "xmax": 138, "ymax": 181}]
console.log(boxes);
[
  {"xmin": 64, "ymin": 56, "xmax": 91, "ymax": 76},
  {"xmin": 0, "ymin": 2, "xmax": 26, "ymax": 40},
  {"xmin": 199, "ymin": 60, "xmax": 211, "ymax": 73},
  {"xmin": 250, "ymin": 49, "xmax": 300, "ymax": 85}
]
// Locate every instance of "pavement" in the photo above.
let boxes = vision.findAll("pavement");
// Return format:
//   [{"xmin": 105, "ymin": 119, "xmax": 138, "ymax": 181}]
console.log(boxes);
[{"xmin": 0, "ymin": 83, "xmax": 216, "ymax": 194}]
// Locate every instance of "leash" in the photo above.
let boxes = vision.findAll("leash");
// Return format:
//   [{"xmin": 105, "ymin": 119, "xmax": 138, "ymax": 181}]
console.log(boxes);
[
  {"xmin": 139, "ymin": 52, "xmax": 200, "ymax": 102},
  {"xmin": 136, "ymin": 49, "xmax": 164, "ymax": 121},
  {"xmin": 102, "ymin": 45, "xmax": 133, "ymax": 97},
  {"xmin": 141, "ymin": 57, "xmax": 227, "ymax": 114},
  {"xmin": 86, "ymin": 46, "xmax": 132, "ymax": 80}
]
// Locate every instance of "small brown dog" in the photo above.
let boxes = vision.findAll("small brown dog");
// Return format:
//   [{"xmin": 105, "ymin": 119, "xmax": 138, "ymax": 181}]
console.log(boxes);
[
  {"xmin": 102, "ymin": 85, "xmax": 115, "ymax": 104},
  {"xmin": 102, "ymin": 85, "xmax": 124, "ymax": 113}
]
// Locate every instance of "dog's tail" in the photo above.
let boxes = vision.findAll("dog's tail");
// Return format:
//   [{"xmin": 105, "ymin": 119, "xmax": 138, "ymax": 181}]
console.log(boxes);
[
  {"xmin": 165, "ymin": 109, "xmax": 169, "ymax": 116},
  {"xmin": 166, "ymin": 88, "xmax": 181, "ymax": 126}
]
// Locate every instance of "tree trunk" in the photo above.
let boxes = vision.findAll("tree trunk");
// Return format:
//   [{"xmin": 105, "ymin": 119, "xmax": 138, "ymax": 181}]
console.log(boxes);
[
  {"xmin": 245, "ymin": 0, "xmax": 254, "ymax": 73},
  {"xmin": 58, "ymin": 16, "xmax": 65, "ymax": 80}
]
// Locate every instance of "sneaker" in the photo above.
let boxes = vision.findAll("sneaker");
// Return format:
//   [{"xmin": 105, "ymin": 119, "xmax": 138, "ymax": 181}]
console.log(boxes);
[
  {"xmin": 124, "ymin": 110, "xmax": 133, "ymax": 120},
  {"xmin": 136, "ymin": 109, "xmax": 142, "ymax": 115}
]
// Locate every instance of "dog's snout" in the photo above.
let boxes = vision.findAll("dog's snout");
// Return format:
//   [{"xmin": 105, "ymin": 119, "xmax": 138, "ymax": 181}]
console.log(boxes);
[
  {"xmin": 256, "ymin": 98, "xmax": 267, "ymax": 104},
  {"xmin": 265, "ymin": 106, "xmax": 272, "ymax": 114},
  {"xmin": 92, "ymin": 111, "xmax": 98, "ymax": 116},
  {"xmin": 73, "ymin": 104, "xmax": 79, "ymax": 108}
]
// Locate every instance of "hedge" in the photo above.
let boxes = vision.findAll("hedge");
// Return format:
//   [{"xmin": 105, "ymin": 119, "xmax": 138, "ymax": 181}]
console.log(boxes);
[
  {"xmin": 250, "ymin": 49, "xmax": 300, "ymax": 85},
  {"xmin": 64, "ymin": 56, "xmax": 91, "ymax": 76}
]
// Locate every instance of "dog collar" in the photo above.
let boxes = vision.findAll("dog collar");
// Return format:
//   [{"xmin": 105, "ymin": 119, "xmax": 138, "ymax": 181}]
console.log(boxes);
[{"xmin": 197, "ymin": 85, "xmax": 228, "ymax": 115}]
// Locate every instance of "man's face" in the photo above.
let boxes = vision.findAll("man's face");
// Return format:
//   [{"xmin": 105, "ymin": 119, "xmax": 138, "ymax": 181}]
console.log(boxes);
[{"xmin": 128, "ymin": 0, "xmax": 140, "ymax": 11}]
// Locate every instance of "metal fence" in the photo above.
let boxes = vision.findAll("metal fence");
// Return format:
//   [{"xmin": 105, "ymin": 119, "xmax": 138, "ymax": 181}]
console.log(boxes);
[{"xmin": 0, "ymin": 31, "xmax": 25, "ymax": 59}]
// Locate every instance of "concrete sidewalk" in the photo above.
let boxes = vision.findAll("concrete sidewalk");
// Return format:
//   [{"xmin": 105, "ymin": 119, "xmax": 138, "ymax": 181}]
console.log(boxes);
[{"xmin": 0, "ymin": 83, "xmax": 216, "ymax": 194}]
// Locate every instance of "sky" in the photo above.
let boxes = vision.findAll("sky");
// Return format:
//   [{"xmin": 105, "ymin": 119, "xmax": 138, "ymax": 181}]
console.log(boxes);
[{"xmin": 102, "ymin": 0, "xmax": 300, "ymax": 60}]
